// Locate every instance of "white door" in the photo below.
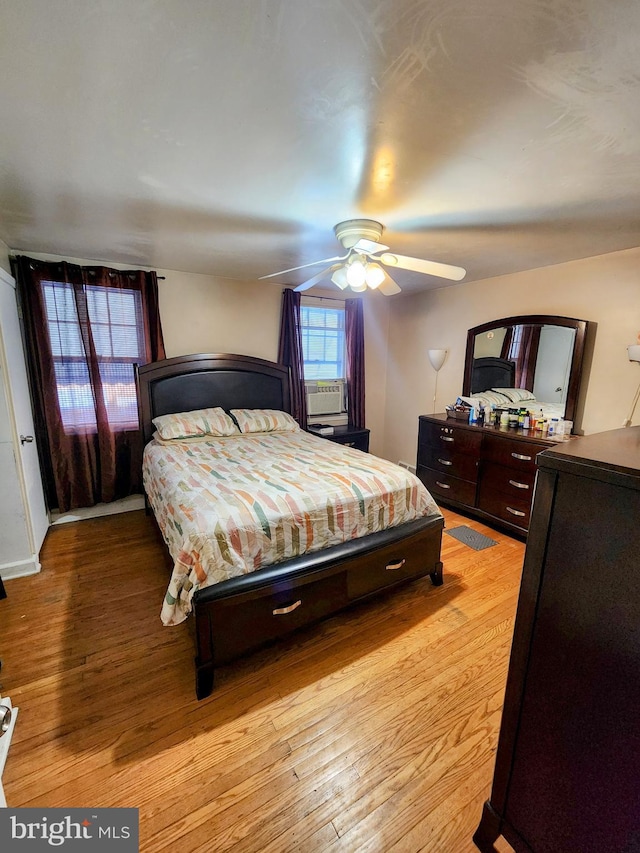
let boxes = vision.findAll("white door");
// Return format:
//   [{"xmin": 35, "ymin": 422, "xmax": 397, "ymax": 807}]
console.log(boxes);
[
  {"xmin": 0, "ymin": 267, "xmax": 49, "ymax": 560},
  {"xmin": 532, "ymin": 326, "xmax": 576, "ymax": 405}
]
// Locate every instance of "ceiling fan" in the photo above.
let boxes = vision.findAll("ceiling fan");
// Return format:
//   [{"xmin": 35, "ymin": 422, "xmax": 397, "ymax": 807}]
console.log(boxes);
[{"xmin": 259, "ymin": 219, "xmax": 466, "ymax": 296}]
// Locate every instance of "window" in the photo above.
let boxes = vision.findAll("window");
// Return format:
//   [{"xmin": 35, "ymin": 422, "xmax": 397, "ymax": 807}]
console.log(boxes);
[
  {"xmin": 506, "ymin": 324, "xmax": 524, "ymax": 362},
  {"xmin": 300, "ymin": 299, "xmax": 346, "ymax": 380},
  {"xmin": 42, "ymin": 280, "xmax": 145, "ymax": 432}
]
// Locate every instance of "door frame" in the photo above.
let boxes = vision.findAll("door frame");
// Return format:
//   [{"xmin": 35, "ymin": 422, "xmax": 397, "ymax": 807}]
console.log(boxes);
[{"xmin": 0, "ymin": 266, "xmax": 49, "ymax": 577}]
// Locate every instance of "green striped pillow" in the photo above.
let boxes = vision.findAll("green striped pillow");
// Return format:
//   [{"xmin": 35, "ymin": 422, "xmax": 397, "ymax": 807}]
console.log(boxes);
[
  {"xmin": 230, "ymin": 409, "xmax": 300, "ymax": 434},
  {"xmin": 152, "ymin": 407, "xmax": 238, "ymax": 440}
]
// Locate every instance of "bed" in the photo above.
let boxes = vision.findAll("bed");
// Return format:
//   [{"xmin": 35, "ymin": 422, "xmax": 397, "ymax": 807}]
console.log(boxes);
[
  {"xmin": 468, "ymin": 356, "xmax": 567, "ymax": 419},
  {"xmin": 471, "ymin": 357, "xmax": 516, "ymax": 395},
  {"xmin": 137, "ymin": 353, "xmax": 444, "ymax": 699}
]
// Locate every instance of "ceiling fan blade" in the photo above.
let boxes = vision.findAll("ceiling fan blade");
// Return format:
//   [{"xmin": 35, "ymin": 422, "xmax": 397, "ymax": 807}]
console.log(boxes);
[
  {"xmin": 377, "ymin": 271, "xmax": 402, "ymax": 296},
  {"xmin": 352, "ymin": 238, "xmax": 390, "ymax": 254},
  {"xmin": 379, "ymin": 253, "xmax": 466, "ymax": 281},
  {"xmin": 259, "ymin": 253, "xmax": 348, "ymax": 279},
  {"xmin": 293, "ymin": 265, "xmax": 341, "ymax": 292}
]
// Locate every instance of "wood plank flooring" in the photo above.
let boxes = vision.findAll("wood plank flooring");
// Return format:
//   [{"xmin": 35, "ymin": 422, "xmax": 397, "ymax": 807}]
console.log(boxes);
[{"xmin": 1, "ymin": 507, "xmax": 523, "ymax": 852}]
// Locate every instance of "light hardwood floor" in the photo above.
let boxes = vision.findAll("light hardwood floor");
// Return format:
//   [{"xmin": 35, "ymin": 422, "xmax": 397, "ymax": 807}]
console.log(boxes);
[{"xmin": 2, "ymin": 507, "xmax": 523, "ymax": 852}]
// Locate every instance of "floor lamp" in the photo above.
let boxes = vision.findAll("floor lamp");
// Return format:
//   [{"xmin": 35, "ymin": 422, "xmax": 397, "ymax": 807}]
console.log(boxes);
[
  {"xmin": 624, "ymin": 343, "xmax": 640, "ymax": 427},
  {"xmin": 428, "ymin": 349, "xmax": 447, "ymax": 413}
]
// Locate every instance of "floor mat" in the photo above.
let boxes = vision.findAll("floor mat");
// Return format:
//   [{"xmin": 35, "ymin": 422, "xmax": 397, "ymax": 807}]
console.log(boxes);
[{"xmin": 445, "ymin": 525, "xmax": 497, "ymax": 551}]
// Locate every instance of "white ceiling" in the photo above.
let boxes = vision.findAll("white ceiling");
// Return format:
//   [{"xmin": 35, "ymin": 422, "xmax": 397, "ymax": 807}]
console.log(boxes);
[{"xmin": 1, "ymin": 0, "xmax": 639, "ymax": 294}]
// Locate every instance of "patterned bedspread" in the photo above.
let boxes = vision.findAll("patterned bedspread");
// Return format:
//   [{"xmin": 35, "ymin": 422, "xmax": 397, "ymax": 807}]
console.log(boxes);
[{"xmin": 143, "ymin": 429, "xmax": 442, "ymax": 625}]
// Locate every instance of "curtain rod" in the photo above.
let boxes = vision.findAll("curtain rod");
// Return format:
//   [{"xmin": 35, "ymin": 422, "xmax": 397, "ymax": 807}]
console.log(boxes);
[
  {"xmin": 300, "ymin": 293, "xmax": 348, "ymax": 303},
  {"xmin": 10, "ymin": 255, "xmax": 167, "ymax": 279}
]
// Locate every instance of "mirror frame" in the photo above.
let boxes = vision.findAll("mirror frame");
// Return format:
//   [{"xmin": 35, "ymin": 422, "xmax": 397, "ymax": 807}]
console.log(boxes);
[{"xmin": 463, "ymin": 314, "xmax": 589, "ymax": 425}]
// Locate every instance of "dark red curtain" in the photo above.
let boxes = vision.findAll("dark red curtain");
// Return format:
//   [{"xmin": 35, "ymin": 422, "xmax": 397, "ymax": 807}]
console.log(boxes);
[
  {"xmin": 516, "ymin": 326, "xmax": 540, "ymax": 390},
  {"xmin": 500, "ymin": 327, "xmax": 513, "ymax": 359},
  {"xmin": 502, "ymin": 324, "xmax": 540, "ymax": 391},
  {"xmin": 345, "ymin": 298, "xmax": 365, "ymax": 429},
  {"xmin": 14, "ymin": 256, "xmax": 165, "ymax": 512},
  {"xmin": 277, "ymin": 288, "xmax": 307, "ymax": 426}
]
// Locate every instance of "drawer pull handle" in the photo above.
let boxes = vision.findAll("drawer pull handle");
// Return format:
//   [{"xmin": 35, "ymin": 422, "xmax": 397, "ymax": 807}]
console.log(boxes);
[
  {"xmin": 436, "ymin": 481, "xmax": 451, "ymax": 489},
  {"xmin": 511, "ymin": 452, "xmax": 532, "ymax": 461},
  {"xmin": 273, "ymin": 600, "xmax": 302, "ymax": 616},
  {"xmin": 440, "ymin": 436, "xmax": 455, "ymax": 443},
  {"xmin": 508, "ymin": 479, "xmax": 530, "ymax": 490},
  {"xmin": 386, "ymin": 559, "xmax": 406, "ymax": 571},
  {"xmin": 437, "ymin": 458, "xmax": 453, "ymax": 466},
  {"xmin": 506, "ymin": 506, "xmax": 526, "ymax": 517},
  {"xmin": 0, "ymin": 704, "xmax": 11, "ymax": 734}
]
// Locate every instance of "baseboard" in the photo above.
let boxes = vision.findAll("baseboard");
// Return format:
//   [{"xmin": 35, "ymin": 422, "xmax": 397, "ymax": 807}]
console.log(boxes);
[{"xmin": 0, "ymin": 556, "xmax": 41, "ymax": 580}]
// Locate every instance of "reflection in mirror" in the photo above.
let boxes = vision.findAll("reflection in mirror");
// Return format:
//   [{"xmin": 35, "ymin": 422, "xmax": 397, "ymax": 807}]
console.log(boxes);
[{"xmin": 463, "ymin": 315, "xmax": 589, "ymax": 425}]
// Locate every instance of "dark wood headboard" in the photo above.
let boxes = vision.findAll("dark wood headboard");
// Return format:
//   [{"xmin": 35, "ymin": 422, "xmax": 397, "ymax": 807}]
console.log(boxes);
[
  {"xmin": 136, "ymin": 353, "xmax": 291, "ymax": 444},
  {"xmin": 471, "ymin": 357, "xmax": 516, "ymax": 394}
]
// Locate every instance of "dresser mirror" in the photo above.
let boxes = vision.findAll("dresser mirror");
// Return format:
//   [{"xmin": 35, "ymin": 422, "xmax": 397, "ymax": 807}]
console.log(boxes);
[{"xmin": 462, "ymin": 314, "xmax": 589, "ymax": 424}]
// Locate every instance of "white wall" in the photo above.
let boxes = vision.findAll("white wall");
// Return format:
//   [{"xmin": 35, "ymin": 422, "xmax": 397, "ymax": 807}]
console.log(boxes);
[
  {"xmin": 158, "ymin": 267, "xmax": 282, "ymax": 360},
  {"xmin": 383, "ymin": 246, "xmax": 640, "ymax": 467}
]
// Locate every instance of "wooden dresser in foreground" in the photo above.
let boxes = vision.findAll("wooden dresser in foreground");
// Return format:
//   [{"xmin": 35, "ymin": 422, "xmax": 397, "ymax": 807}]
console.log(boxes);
[
  {"xmin": 417, "ymin": 413, "xmax": 561, "ymax": 535},
  {"xmin": 474, "ymin": 426, "xmax": 640, "ymax": 853}
]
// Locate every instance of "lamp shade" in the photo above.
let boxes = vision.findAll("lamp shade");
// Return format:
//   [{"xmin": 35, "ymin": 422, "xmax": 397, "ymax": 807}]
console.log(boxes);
[
  {"xmin": 330, "ymin": 267, "xmax": 349, "ymax": 289},
  {"xmin": 365, "ymin": 263, "xmax": 385, "ymax": 289},
  {"xmin": 346, "ymin": 257, "xmax": 366, "ymax": 288},
  {"xmin": 628, "ymin": 344, "xmax": 640, "ymax": 363},
  {"xmin": 428, "ymin": 348, "xmax": 447, "ymax": 372}
]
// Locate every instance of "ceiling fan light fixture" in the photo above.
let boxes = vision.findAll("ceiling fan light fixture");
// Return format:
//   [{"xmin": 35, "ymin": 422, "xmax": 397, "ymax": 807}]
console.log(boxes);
[
  {"xmin": 330, "ymin": 266, "xmax": 349, "ymax": 289},
  {"xmin": 365, "ymin": 263, "xmax": 385, "ymax": 289},
  {"xmin": 346, "ymin": 257, "xmax": 367, "ymax": 289}
]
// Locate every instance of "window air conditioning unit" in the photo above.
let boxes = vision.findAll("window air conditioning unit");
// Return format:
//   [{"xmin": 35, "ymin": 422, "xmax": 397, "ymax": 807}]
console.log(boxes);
[{"xmin": 306, "ymin": 381, "xmax": 345, "ymax": 417}]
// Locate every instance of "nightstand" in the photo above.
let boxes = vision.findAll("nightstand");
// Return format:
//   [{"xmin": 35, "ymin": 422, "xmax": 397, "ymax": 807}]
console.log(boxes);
[{"xmin": 308, "ymin": 424, "xmax": 370, "ymax": 452}]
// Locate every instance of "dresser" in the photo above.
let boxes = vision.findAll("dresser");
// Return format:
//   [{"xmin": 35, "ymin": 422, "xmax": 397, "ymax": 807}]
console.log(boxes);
[
  {"xmin": 474, "ymin": 426, "xmax": 640, "ymax": 853},
  {"xmin": 417, "ymin": 413, "xmax": 559, "ymax": 535}
]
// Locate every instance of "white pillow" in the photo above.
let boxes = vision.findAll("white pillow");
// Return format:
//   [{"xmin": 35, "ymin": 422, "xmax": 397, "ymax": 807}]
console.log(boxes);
[
  {"xmin": 492, "ymin": 387, "xmax": 537, "ymax": 403},
  {"xmin": 458, "ymin": 391, "xmax": 511, "ymax": 408},
  {"xmin": 230, "ymin": 409, "xmax": 300, "ymax": 434}
]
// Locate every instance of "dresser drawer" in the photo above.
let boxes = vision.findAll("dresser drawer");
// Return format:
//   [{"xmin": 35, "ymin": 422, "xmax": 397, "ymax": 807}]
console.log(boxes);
[
  {"xmin": 481, "ymin": 461, "xmax": 536, "ymax": 498},
  {"xmin": 483, "ymin": 433, "xmax": 545, "ymax": 474},
  {"xmin": 419, "ymin": 419, "xmax": 483, "ymax": 455},
  {"xmin": 478, "ymin": 484, "xmax": 532, "ymax": 530},
  {"xmin": 418, "ymin": 445, "xmax": 479, "ymax": 482},
  {"xmin": 417, "ymin": 465, "xmax": 477, "ymax": 505}
]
